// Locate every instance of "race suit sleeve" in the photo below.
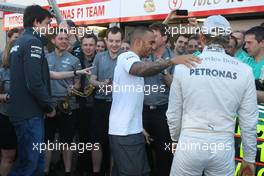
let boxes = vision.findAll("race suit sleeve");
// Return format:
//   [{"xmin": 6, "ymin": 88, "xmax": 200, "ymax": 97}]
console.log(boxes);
[
  {"xmin": 237, "ymin": 70, "xmax": 258, "ymax": 163},
  {"xmin": 166, "ymin": 66, "xmax": 183, "ymax": 142}
]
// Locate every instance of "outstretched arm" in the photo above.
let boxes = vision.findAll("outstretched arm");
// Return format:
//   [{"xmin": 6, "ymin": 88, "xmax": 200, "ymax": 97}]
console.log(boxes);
[
  {"xmin": 129, "ymin": 54, "xmax": 200, "ymax": 77},
  {"xmin": 49, "ymin": 67, "xmax": 91, "ymax": 80}
]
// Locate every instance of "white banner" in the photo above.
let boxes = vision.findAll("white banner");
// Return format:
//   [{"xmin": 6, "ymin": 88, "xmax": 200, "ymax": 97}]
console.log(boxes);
[
  {"xmin": 180, "ymin": 0, "xmax": 264, "ymax": 11},
  {"xmin": 0, "ymin": 2, "xmax": 26, "ymax": 13},
  {"xmin": 6, "ymin": 0, "xmax": 81, "ymax": 6},
  {"xmin": 57, "ymin": 0, "xmax": 119, "ymax": 22},
  {"xmin": 120, "ymin": 0, "xmax": 264, "ymax": 18},
  {"xmin": 3, "ymin": 0, "xmax": 264, "ymax": 29},
  {"xmin": 4, "ymin": 0, "xmax": 120, "ymax": 29}
]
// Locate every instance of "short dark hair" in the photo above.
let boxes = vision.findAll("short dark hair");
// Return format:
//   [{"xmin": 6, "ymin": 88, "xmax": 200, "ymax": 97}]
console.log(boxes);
[
  {"xmin": 7, "ymin": 28, "xmax": 20, "ymax": 38},
  {"xmin": 203, "ymin": 35, "xmax": 229, "ymax": 48},
  {"xmin": 97, "ymin": 38, "xmax": 106, "ymax": 47},
  {"xmin": 130, "ymin": 26, "xmax": 153, "ymax": 45},
  {"xmin": 66, "ymin": 20, "xmax": 76, "ymax": 28},
  {"xmin": 175, "ymin": 34, "xmax": 189, "ymax": 42},
  {"xmin": 106, "ymin": 26, "xmax": 123, "ymax": 40},
  {"xmin": 23, "ymin": 5, "xmax": 53, "ymax": 28},
  {"xmin": 245, "ymin": 26, "xmax": 264, "ymax": 43},
  {"xmin": 81, "ymin": 33, "xmax": 98, "ymax": 44},
  {"xmin": 188, "ymin": 35, "xmax": 199, "ymax": 41},
  {"xmin": 149, "ymin": 23, "xmax": 170, "ymax": 42}
]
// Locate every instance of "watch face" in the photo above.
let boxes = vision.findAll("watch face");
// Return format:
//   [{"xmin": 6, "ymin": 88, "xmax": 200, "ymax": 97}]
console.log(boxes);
[{"xmin": 163, "ymin": 69, "xmax": 168, "ymax": 75}]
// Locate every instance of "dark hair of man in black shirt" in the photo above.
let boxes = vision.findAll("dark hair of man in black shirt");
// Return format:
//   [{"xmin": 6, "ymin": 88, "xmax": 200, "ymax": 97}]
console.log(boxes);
[
  {"xmin": 23, "ymin": 5, "xmax": 53, "ymax": 28},
  {"xmin": 149, "ymin": 23, "xmax": 170, "ymax": 43},
  {"xmin": 80, "ymin": 33, "xmax": 98, "ymax": 45}
]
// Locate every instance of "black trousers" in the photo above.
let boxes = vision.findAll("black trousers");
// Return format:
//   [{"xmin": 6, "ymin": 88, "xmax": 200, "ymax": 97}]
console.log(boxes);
[
  {"xmin": 143, "ymin": 104, "xmax": 173, "ymax": 176},
  {"xmin": 45, "ymin": 110, "xmax": 77, "ymax": 144},
  {"xmin": 76, "ymin": 106, "xmax": 94, "ymax": 174},
  {"xmin": 92, "ymin": 99, "xmax": 112, "ymax": 173}
]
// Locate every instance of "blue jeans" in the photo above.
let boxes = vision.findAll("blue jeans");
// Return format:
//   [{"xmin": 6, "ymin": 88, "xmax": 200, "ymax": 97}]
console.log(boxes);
[{"xmin": 9, "ymin": 117, "xmax": 44, "ymax": 176}]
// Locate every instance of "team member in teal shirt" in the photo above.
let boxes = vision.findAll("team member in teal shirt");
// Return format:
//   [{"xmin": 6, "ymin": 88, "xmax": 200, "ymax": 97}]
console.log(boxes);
[
  {"xmin": 235, "ymin": 48, "xmax": 250, "ymax": 62},
  {"xmin": 232, "ymin": 30, "xmax": 250, "ymax": 63},
  {"xmin": 233, "ymin": 46, "xmax": 255, "ymax": 67},
  {"xmin": 244, "ymin": 27, "xmax": 264, "ymax": 79},
  {"xmin": 193, "ymin": 50, "xmax": 201, "ymax": 56},
  {"xmin": 244, "ymin": 57, "xmax": 264, "ymax": 79},
  {"xmin": 244, "ymin": 26, "xmax": 264, "ymax": 102}
]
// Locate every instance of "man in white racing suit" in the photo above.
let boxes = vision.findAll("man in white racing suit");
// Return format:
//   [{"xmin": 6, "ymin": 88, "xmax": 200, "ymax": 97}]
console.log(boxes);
[{"xmin": 167, "ymin": 15, "xmax": 258, "ymax": 176}]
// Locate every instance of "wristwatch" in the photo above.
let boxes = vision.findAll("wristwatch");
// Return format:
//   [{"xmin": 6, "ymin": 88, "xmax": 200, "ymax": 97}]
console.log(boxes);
[
  {"xmin": 5, "ymin": 94, "xmax": 10, "ymax": 101},
  {"xmin": 161, "ymin": 69, "xmax": 169, "ymax": 75},
  {"xmin": 73, "ymin": 69, "xmax": 78, "ymax": 76}
]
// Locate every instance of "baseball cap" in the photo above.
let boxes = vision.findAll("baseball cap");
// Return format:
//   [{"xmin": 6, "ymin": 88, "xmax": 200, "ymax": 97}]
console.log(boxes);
[{"xmin": 201, "ymin": 15, "xmax": 231, "ymax": 37}]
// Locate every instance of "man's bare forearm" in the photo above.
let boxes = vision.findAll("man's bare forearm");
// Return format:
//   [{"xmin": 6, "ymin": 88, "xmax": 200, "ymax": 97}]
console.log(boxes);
[
  {"xmin": 50, "ymin": 71, "xmax": 74, "ymax": 80},
  {"xmin": 90, "ymin": 75, "xmax": 107, "ymax": 88},
  {"xmin": 129, "ymin": 60, "xmax": 172, "ymax": 77},
  {"xmin": 162, "ymin": 10, "xmax": 174, "ymax": 25},
  {"xmin": 162, "ymin": 16, "xmax": 170, "ymax": 25},
  {"xmin": 50, "ymin": 70, "xmax": 84, "ymax": 80},
  {"xmin": 90, "ymin": 79, "xmax": 103, "ymax": 88}
]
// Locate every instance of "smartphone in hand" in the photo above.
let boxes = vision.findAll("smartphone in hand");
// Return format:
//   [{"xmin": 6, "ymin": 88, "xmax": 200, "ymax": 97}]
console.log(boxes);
[{"xmin": 175, "ymin": 9, "xmax": 188, "ymax": 16}]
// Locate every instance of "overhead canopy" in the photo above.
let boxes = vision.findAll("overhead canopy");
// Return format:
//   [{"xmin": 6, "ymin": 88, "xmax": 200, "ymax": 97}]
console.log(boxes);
[
  {"xmin": 3, "ymin": 0, "xmax": 264, "ymax": 30},
  {"xmin": 0, "ymin": 2, "xmax": 26, "ymax": 13}
]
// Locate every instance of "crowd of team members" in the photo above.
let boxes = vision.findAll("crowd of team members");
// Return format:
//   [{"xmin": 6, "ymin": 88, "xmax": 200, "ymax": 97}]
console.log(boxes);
[{"xmin": 0, "ymin": 4, "xmax": 264, "ymax": 176}]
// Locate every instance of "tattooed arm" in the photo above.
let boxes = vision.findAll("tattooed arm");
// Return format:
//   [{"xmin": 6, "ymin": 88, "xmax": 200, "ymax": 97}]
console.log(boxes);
[
  {"xmin": 129, "ymin": 59, "xmax": 172, "ymax": 77},
  {"xmin": 129, "ymin": 54, "xmax": 201, "ymax": 77}
]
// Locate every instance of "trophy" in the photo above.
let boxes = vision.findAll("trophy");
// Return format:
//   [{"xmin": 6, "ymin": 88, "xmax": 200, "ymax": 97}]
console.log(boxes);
[{"xmin": 57, "ymin": 96, "xmax": 72, "ymax": 115}]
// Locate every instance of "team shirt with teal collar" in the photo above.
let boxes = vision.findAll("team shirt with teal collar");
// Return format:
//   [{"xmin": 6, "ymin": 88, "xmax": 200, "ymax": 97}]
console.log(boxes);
[
  {"xmin": 243, "ymin": 56, "xmax": 264, "ymax": 79},
  {"xmin": 243, "ymin": 56, "xmax": 264, "ymax": 120},
  {"xmin": 235, "ymin": 48, "xmax": 250, "ymax": 63}
]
